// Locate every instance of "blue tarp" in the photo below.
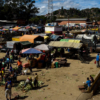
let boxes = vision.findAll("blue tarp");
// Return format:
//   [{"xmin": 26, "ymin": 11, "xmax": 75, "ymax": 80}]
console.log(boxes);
[
  {"xmin": 22, "ymin": 48, "xmax": 42, "ymax": 54},
  {"xmin": 50, "ymin": 35, "xmax": 59, "ymax": 40},
  {"xmin": 0, "ymin": 29, "xmax": 3, "ymax": 31}
]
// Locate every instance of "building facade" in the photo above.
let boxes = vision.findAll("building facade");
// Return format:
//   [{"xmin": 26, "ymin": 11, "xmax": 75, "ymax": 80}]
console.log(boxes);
[{"xmin": 56, "ymin": 18, "xmax": 91, "ymax": 26}]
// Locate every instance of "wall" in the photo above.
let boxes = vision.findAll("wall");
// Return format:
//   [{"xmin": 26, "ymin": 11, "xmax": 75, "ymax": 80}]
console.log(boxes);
[{"xmin": 57, "ymin": 20, "xmax": 87, "ymax": 26}]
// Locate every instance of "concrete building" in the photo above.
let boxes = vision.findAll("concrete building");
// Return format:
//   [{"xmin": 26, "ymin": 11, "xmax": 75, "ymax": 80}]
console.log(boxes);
[{"xmin": 56, "ymin": 18, "xmax": 91, "ymax": 26}]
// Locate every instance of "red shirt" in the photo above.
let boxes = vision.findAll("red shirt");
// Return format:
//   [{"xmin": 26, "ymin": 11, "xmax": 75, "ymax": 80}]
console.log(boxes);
[{"xmin": 40, "ymin": 55, "xmax": 46, "ymax": 60}]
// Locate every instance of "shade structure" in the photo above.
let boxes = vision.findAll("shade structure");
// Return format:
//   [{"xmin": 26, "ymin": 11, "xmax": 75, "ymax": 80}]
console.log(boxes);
[
  {"xmin": 34, "ymin": 44, "xmax": 52, "ymax": 51},
  {"xmin": 3, "ymin": 28, "xmax": 8, "ymax": 31},
  {"xmin": 12, "ymin": 26, "xmax": 20, "ymax": 31},
  {"xmin": 22, "ymin": 48, "xmax": 42, "ymax": 54},
  {"xmin": 18, "ymin": 28, "xmax": 28, "ymax": 32},
  {"xmin": 21, "ymin": 48, "xmax": 30, "ymax": 53},
  {"xmin": 25, "ymin": 26, "xmax": 30, "ymax": 29},
  {"xmin": 49, "ymin": 41, "xmax": 83, "ymax": 49},
  {"xmin": 19, "ymin": 35, "xmax": 44, "ymax": 43}
]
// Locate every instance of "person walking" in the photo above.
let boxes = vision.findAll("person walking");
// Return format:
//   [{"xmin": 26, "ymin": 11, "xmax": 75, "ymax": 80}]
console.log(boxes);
[
  {"xmin": 10, "ymin": 54, "xmax": 13, "ymax": 63},
  {"xmin": 6, "ymin": 56, "xmax": 10, "ymax": 69},
  {"xmin": 5, "ymin": 78, "xmax": 12, "ymax": 100},
  {"xmin": 96, "ymin": 53, "xmax": 99, "ymax": 67},
  {"xmin": 11, "ymin": 49, "xmax": 14, "ymax": 62},
  {"xmin": 17, "ymin": 59, "xmax": 22, "ymax": 74},
  {"xmin": 6, "ymin": 50, "xmax": 9, "ymax": 56}
]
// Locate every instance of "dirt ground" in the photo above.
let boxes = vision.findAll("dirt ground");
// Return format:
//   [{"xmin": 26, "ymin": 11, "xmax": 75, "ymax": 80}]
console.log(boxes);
[{"xmin": 0, "ymin": 52, "xmax": 99, "ymax": 100}]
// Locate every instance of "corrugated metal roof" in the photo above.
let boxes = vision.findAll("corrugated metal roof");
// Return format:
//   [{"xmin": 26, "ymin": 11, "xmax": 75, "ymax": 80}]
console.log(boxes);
[{"xmin": 56, "ymin": 18, "xmax": 87, "ymax": 21}]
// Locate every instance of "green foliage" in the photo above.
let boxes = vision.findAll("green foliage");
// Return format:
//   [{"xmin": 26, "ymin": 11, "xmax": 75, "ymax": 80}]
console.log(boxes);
[
  {"xmin": 53, "ymin": 7, "xmax": 100, "ymax": 21},
  {"xmin": 0, "ymin": 0, "xmax": 39, "ymax": 20},
  {"xmin": 29, "ymin": 15, "xmax": 57, "ymax": 24}
]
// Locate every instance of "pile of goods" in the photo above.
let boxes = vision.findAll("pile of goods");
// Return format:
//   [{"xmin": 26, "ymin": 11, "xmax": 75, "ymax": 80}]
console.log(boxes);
[
  {"xmin": 16, "ymin": 81, "xmax": 43, "ymax": 92},
  {"xmin": 0, "ymin": 81, "xmax": 5, "ymax": 86}
]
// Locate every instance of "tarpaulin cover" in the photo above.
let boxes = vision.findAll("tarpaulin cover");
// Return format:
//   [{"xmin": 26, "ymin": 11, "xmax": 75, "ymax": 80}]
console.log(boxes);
[
  {"xmin": 34, "ymin": 44, "xmax": 52, "ymax": 51},
  {"xmin": 19, "ymin": 35, "xmax": 39, "ymax": 43},
  {"xmin": 49, "ymin": 41, "xmax": 83, "ymax": 49},
  {"xmin": 22, "ymin": 48, "xmax": 42, "ymax": 54},
  {"xmin": 60, "ymin": 39, "xmax": 80, "ymax": 43}
]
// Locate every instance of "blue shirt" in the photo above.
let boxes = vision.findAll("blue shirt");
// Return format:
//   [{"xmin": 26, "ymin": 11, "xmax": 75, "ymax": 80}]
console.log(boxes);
[
  {"xmin": 96, "ymin": 55, "xmax": 99, "ymax": 61},
  {"xmin": 68, "ymin": 48, "xmax": 70, "ymax": 52},
  {"xmin": 6, "ymin": 58, "xmax": 10, "ymax": 63},
  {"xmin": 6, "ymin": 81, "xmax": 11, "ymax": 89},
  {"xmin": 86, "ymin": 80, "xmax": 91, "ymax": 87},
  {"xmin": 10, "ymin": 67, "xmax": 12, "ymax": 71}
]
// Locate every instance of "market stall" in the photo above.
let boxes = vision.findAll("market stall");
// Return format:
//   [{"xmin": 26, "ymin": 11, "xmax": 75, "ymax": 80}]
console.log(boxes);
[
  {"xmin": 22, "ymin": 48, "xmax": 43, "ymax": 69},
  {"xmin": 19, "ymin": 35, "xmax": 44, "ymax": 45},
  {"xmin": 49, "ymin": 41, "xmax": 89, "ymax": 63}
]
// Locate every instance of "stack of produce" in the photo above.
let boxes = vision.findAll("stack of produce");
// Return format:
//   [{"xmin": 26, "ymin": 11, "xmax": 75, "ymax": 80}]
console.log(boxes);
[{"xmin": 16, "ymin": 81, "xmax": 43, "ymax": 92}]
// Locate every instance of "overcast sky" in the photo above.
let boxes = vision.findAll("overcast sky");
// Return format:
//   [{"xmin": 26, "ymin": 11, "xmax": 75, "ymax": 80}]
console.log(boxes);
[{"xmin": 35, "ymin": 0, "xmax": 100, "ymax": 15}]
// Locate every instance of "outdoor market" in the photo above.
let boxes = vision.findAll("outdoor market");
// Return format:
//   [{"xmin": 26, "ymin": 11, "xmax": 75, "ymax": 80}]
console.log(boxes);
[{"xmin": 0, "ymin": 24, "xmax": 100, "ymax": 100}]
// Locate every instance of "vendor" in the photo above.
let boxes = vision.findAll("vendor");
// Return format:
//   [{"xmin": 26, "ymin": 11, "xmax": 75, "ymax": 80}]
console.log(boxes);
[
  {"xmin": 40, "ymin": 54, "xmax": 46, "ymax": 64},
  {"xmin": 23, "ymin": 77, "xmax": 33, "ymax": 89},
  {"xmin": 33, "ymin": 73, "xmax": 38, "ymax": 88},
  {"xmin": 28, "ymin": 58, "xmax": 32, "ymax": 73}
]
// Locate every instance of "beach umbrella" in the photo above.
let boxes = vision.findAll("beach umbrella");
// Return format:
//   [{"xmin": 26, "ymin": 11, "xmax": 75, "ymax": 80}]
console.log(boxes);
[
  {"xmin": 34, "ymin": 44, "xmax": 52, "ymax": 51},
  {"xmin": 22, "ymin": 48, "xmax": 42, "ymax": 54}
]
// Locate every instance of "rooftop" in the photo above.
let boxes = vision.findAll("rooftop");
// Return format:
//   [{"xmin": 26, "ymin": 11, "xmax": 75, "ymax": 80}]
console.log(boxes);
[
  {"xmin": 56, "ymin": 18, "xmax": 87, "ymax": 21},
  {"xmin": 0, "ymin": 20, "xmax": 17, "ymax": 23}
]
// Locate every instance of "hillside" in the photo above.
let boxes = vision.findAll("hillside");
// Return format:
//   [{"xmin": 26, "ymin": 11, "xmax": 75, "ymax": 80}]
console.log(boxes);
[{"xmin": 53, "ymin": 7, "xmax": 100, "ymax": 21}]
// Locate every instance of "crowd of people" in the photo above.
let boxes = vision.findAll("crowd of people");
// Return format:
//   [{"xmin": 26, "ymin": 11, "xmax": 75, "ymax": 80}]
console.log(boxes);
[{"xmin": 0, "ymin": 49, "xmax": 40, "ymax": 100}]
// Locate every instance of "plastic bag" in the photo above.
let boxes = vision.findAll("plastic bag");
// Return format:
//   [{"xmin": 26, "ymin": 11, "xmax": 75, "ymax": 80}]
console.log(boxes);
[{"xmin": 94, "ymin": 61, "xmax": 96, "ymax": 64}]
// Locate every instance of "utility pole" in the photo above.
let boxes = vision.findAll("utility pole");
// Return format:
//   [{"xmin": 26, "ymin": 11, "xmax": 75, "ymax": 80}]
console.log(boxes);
[
  {"xmin": 68, "ymin": 15, "xmax": 69, "ymax": 31},
  {"xmin": 48, "ymin": 0, "xmax": 53, "ymax": 23}
]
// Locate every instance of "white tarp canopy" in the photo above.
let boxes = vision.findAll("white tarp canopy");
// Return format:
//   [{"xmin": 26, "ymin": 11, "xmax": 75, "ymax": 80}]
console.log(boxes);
[
  {"xmin": 34, "ymin": 44, "xmax": 52, "ymax": 51},
  {"xmin": 18, "ymin": 28, "xmax": 29, "ymax": 32}
]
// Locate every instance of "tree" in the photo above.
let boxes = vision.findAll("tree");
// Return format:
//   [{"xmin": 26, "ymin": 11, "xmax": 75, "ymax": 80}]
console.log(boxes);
[
  {"xmin": 60, "ymin": 6, "xmax": 64, "ymax": 15},
  {"xmin": 2, "ymin": 0, "xmax": 39, "ymax": 20}
]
